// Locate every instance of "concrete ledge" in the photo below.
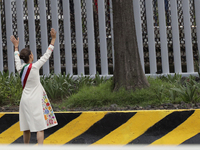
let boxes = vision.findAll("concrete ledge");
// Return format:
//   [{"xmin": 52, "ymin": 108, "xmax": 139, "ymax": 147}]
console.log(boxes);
[{"xmin": 0, "ymin": 109, "xmax": 200, "ymax": 145}]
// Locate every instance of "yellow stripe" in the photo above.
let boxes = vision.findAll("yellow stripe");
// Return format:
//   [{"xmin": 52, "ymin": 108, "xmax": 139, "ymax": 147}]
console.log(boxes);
[
  {"xmin": 0, "ymin": 122, "xmax": 22, "ymax": 144},
  {"xmin": 43, "ymin": 112, "xmax": 107, "ymax": 144},
  {"xmin": 151, "ymin": 110, "xmax": 200, "ymax": 145},
  {"xmin": 93, "ymin": 111, "xmax": 172, "ymax": 145},
  {"xmin": 0, "ymin": 114, "xmax": 5, "ymax": 118},
  {"xmin": 0, "ymin": 112, "xmax": 19, "ymax": 114}
]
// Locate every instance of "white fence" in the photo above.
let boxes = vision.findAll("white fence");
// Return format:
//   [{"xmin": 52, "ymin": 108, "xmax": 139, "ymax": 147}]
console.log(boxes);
[{"xmin": 0, "ymin": 0, "xmax": 199, "ymax": 77}]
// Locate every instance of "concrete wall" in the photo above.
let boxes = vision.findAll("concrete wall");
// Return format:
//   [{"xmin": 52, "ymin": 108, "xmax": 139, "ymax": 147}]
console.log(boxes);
[{"xmin": 0, "ymin": 109, "xmax": 200, "ymax": 145}]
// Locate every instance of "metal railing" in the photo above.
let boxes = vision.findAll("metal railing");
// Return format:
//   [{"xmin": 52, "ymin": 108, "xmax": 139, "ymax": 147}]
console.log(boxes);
[{"xmin": 0, "ymin": 0, "xmax": 199, "ymax": 76}]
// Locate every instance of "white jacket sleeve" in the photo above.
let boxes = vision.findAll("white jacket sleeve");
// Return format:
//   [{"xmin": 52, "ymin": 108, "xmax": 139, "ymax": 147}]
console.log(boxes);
[
  {"xmin": 14, "ymin": 51, "xmax": 22, "ymax": 73},
  {"xmin": 34, "ymin": 45, "xmax": 54, "ymax": 69}
]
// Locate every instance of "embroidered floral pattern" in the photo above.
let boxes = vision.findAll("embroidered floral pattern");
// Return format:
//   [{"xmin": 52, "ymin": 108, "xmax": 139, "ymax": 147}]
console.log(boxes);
[
  {"xmin": 42, "ymin": 91, "xmax": 57, "ymax": 126},
  {"xmin": 48, "ymin": 47, "xmax": 53, "ymax": 52},
  {"xmin": 14, "ymin": 52, "xmax": 19, "ymax": 56}
]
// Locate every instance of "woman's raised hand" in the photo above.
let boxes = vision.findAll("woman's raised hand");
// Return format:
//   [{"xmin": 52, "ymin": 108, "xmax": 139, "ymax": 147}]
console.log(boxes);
[
  {"xmin": 10, "ymin": 35, "xmax": 19, "ymax": 47},
  {"xmin": 50, "ymin": 28, "xmax": 56, "ymax": 40},
  {"xmin": 50, "ymin": 28, "xmax": 56, "ymax": 46}
]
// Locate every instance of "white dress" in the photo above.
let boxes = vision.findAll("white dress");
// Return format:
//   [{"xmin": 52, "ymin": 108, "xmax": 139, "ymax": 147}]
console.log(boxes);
[{"xmin": 14, "ymin": 45, "xmax": 58, "ymax": 132}]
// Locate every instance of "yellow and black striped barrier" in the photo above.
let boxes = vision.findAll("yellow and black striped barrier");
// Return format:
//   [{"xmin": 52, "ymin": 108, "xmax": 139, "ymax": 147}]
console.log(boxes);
[{"xmin": 0, "ymin": 109, "xmax": 200, "ymax": 145}]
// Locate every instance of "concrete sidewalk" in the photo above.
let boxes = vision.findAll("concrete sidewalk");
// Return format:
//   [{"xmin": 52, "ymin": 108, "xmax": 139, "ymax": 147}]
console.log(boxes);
[
  {"xmin": 1, "ymin": 145, "xmax": 200, "ymax": 150},
  {"xmin": 0, "ymin": 109, "xmax": 200, "ymax": 145}
]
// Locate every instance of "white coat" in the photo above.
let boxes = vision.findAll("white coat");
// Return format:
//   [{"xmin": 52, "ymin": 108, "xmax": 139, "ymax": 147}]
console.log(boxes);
[{"xmin": 14, "ymin": 45, "xmax": 58, "ymax": 132}]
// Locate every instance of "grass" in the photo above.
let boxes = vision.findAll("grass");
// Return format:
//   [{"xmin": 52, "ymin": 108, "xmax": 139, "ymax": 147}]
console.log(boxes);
[
  {"xmin": 62, "ymin": 75, "xmax": 200, "ymax": 110},
  {"xmin": 0, "ymin": 71, "xmax": 107, "ymax": 106},
  {"xmin": 1, "ymin": 71, "xmax": 200, "ymax": 110}
]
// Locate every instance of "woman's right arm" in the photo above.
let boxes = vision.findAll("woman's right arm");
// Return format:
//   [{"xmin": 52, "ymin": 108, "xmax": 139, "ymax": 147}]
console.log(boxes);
[
  {"xmin": 34, "ymin": 28, "xmax": 56, "ymax": 69},
  {"xmin": 34, "ymin": 44, "xmax": 54, "ymax": 69}
]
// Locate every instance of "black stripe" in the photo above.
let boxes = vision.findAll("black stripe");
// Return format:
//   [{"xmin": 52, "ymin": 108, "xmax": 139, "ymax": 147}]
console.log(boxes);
[
  {"xmin": 181, "ymin": 133, "xmax": 200, "ymax": 144},
  {"xmin": 0, "ymin": 114, "xmax": 19, "ymax": 134},
  {"xmin": 66, "ymin": 112, "xmax": 136, "ymax": 144},
  {"xmin": 128, "ymin": 110, "xmax": 195, "ymax": 144},
  {"xmin": 11, "ymin": 113, "xmax": 81, "ymax": 144}
]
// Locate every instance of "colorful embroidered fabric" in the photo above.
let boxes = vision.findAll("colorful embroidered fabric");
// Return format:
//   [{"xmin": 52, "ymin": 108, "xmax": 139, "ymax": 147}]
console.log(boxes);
[
  {"xmin": 15, "ymin": 53, "xmax": 19, "ymax": 56},
  {"xmin": 42, "ymin": 91, "xmax": 57, "ymax": 126},
  {"xmin": 14, "ymin": 51, "xmax": 19, "ymax": 56},
  {"xmin": 48, "ymin": 47, "xmax": 53, "ymax": 51}
]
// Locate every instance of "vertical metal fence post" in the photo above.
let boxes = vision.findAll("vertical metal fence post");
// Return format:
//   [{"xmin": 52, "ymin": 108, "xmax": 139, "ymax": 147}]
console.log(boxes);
[
  {"xmin": 16, "ymin": 0, "xmax": 25, "ymax": 52},
  {"xmin": 39, "ymin": 0, "xmax": 50, "ymax": 75},
  {"xmin": 27, "ymin": 0, "xmax": 37, "ymax": 63},
  {"xmin": 98, "ymin": 0, "xmax": 108, "ymax": 75},
  {"xmin": 182, "ymin": 0, "xmax": 194, "ymax": 73},
  {"xmin": 74, "ymin": 0, "xmax": 84, "ymax": 75},
  {"xmin": 5, "ymin": 0, "xmax": 15, "ymax": 74},
  {"xmin": 86, "ymin": 0, "xmax": 96, "ymax": 75},
  {"xmin": 158, "ymin": 0, "xmax": 169, "ymax": 74},
  {"xmin": 51, "ymin": 0, "xmax": 61, "ymax": 74},
  {"xmin": 63, "ymin": 0, "xmax": 73, "ymax": 75},
  {"xmin": 194, "ymin": 0, "xmax": 200, "ymax": 73},
  {"xmin": 0, "ymin": 2, "xmax": 3, "ymax": 72},
  {"xmin": 133, "ymin": 0, "xmax": 145, "ymax": 72},
  {"xmin": 145, "ymin": 0, "xmax": 157, "ymax": 74},
  {"xmin": 170, "ymin": 0, "xmax": 182, "ymax": 73}
]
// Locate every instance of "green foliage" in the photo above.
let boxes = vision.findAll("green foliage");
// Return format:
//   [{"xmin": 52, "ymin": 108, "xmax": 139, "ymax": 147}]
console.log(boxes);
[
  {"xmin": 93, "ymin": 72, "xmax": 108, "ymax": 85},
  {"xmin": 41, "ymin": 73, "xmax": 77, "ymax": 101},
  {"xmin": 171, "ymin": 80, "xmax": 200, "ymax": 103},
  {"xmin": 0, "ymin": 71, "xmax": 22, "ymax": 105},
  {"xmin": 0, "ymin": 71, "xmax": 110, "ymax": 106},
  {"xmin": 65, "ymin": 79, "xmax": 113, "ymax": 108},
  {"xmin": 40, "ymin": 72, "xmax": 108, "ymax": 102},
  {"xmin": 1, "ymin": 71, "xmax": 200, "ymax": 110},
  {"xmin": 159, "ymin": 73, "xmax": 182, "ymax": 84},
  {"xmin": 64, "ymin": 77, "xmax": 178, "ymax": 108},
  {"xmin": 63, "ymin": 75, "xmax": 200, "ymax": 109}
]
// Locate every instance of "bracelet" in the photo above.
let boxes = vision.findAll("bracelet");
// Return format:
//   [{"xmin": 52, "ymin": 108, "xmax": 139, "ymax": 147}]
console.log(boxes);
[
  {"xmin": 15, "ymin": 47, "xmax": 18, "ymax": 48},
  {"xmin": 50, "ymin": 44, "xmax": 54, "ymax": 46}
]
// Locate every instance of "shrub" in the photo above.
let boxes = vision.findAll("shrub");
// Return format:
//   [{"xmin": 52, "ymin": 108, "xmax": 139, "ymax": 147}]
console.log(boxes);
[{"xmin": 0, "ymin": 72, "xmax": 22, "ymax": 105}]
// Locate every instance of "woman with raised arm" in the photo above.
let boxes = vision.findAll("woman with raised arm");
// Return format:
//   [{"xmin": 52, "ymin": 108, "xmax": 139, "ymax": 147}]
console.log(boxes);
[{"xmin": 10, "ymin": 28, "xmax": 58, "ymax": 144}]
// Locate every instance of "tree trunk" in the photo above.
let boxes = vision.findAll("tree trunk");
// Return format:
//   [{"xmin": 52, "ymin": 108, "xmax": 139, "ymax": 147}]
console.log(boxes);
[{"xmin": 112, "ymin": 0, "xmax": 149, "ymax": 91}]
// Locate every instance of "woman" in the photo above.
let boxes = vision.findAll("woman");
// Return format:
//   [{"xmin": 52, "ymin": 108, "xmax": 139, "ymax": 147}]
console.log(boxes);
[{"xmin": 10, "ymin": 28, "xmax": 58, "ymax": 144}]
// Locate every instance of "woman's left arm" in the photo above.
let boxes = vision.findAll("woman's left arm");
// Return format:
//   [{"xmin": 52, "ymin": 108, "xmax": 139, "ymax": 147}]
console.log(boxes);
[{"xmin": 10, "ymin": 36, "xmax": 22, "ymax": 72}]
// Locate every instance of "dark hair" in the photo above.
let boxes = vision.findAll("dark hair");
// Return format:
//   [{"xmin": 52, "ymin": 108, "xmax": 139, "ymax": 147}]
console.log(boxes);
[{"xmin": 20, "ymin": 48, "xmax": 31, "ymax": 63}]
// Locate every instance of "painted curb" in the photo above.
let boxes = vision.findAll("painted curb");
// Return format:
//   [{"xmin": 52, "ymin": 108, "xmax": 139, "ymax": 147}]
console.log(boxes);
[{"xmin": 0, "ymin": 109, "xmax": 200, "ymax": 145}]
